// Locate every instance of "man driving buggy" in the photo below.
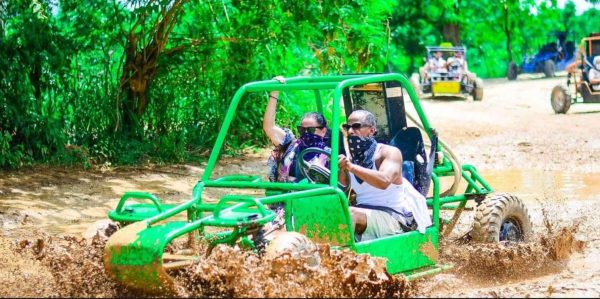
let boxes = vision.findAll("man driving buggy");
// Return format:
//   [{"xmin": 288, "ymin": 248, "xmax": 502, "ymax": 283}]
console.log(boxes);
[
  {"xmin": 446, "ymin": 50, "xmax": 466, "ymax": 72},
  {"xmin": 446, "ymin": 50, "xmax": 475, "ymax": 84},
  {"xmin": 419, "ymin": 50, "xmax": 447, "ymax": 83},
  {"xmin": 337, "ymin": 110, "xmax": 432, "ymax": 242}
]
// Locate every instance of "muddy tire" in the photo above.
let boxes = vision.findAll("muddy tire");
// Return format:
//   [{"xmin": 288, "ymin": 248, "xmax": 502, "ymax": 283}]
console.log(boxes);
[
  {"xmin": 507, "ymin": 62, "xmax": 518, "ymax": 80},
  {"xmin": 264, "ymin": 231, "xmax": 317, "ymax": 259},
  {"xmin": 544, "ymin": 60, "xmax": 555, "ymax": 78},
  {"xmin": 472, "ymin": 78, "xmax": 484, "ymax": 101},
  {"xmin": 472, "ymin": 193, "xmax": 532, "ymax": 243},
  {"xmin": 550, "ymin": 84, "xmax": 571, "ymax": 114}
]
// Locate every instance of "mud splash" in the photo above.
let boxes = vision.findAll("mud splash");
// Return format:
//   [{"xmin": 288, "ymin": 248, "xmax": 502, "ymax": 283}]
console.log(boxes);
[
  {"xmin": 1, "ymin": 230, "xmax": 413, "ymax": 298},
  {"xmin": 439, "ymin": 205, "xmax": 586, "ymax": 283},
  {"xmin": 0, "ymin": 231, "xmax": 131, "ymax": 297},
  {"xmin": 173, "ymin": 244, "xmax": 413, "ymax": 298}
]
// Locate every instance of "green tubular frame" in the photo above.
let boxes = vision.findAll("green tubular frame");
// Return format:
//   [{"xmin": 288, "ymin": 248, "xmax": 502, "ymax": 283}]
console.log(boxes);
[{"xmin": 106, "ymin": 73, "xmax": 496, "ymax": 293}]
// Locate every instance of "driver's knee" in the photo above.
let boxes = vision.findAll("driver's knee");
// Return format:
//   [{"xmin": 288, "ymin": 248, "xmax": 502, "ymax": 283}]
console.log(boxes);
[{"xmin": 350, "ymin": 207, "xmax": 367, "ymax": 234}]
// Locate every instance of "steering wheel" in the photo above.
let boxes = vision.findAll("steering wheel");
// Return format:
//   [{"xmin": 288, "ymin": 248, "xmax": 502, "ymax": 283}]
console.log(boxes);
[
  {"xmin": 296, "ymin": 147, "xmax": 350, "ymax": 193},
  {"xmin": 448, "ymin": 60, "xmax": 461, "ymax": 70}
]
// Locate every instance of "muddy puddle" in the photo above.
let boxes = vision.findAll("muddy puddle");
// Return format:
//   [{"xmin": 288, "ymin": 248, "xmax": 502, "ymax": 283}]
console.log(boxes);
[
  {"xmin": 0, "ymin": 165, "xmax": 598, "ymax": 297},
  {"xmin": 482, "ymin": 169, "xmax": 600, "ymax": 201},
  {"xmin": 0, "ymin": 201, "xmax": 589, "ymax": 298},
  {"xmin": 433, "ymin": 169, "xmax": 600, "ymax": 202}
]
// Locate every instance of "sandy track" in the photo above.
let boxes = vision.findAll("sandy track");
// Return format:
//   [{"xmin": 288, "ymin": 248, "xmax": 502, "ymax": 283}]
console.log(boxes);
[{"xmin": 1, "ymin": 76, "xmax": 599, "ymax": 297}]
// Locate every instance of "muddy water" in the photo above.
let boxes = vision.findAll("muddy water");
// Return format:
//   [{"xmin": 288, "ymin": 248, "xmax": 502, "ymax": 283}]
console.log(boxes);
[
  {"xmin": 0, "ymin": 214, "xmax": 587, "ymax": 298},
  {"xmin": 434, "ymin": 169, "xmax": 600, "ymax": 202},
  {"xmin": 482, "ymin": 169, "xmax": 600, "ymax": 201},
  {"xmin": 0, "ymin": 167, "xmax": 593, "ymax": 297},
  {"xmin": 0, "ymin": 167, "xmax": 597, "ymax": 298}
]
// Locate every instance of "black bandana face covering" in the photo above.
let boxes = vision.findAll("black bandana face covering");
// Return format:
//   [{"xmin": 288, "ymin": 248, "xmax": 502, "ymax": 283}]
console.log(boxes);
[
  {"xmin": 297, "ymin": 132, "xmax": 326, "ymax": 161},
  {"xmin": 348, "ymin": 135, "xmax": 377, "ymax": 176}
]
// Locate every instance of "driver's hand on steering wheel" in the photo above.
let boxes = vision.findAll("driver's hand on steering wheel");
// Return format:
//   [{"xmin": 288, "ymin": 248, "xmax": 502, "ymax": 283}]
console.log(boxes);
[{"xmin": 338, "ymin": 154, "xmax": 353, "ymax": 172}]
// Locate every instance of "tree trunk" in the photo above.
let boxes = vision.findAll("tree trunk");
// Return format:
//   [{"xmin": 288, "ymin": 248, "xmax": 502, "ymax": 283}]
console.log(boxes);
[
  {"xmin": 30, "ymin": 58, "xmax": 42, "ymax": 100},
  {"xmin": 442, "ymin": 23, "xmax": 461, "ymax": 46},
  {"xmin": 117, "ymin": 0, "xmax": 188, "ymax": 132}
]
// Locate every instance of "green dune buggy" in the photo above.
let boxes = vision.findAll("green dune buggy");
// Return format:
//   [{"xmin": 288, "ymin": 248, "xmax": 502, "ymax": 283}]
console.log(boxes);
[{"xmin": 103, "ymin": 73, "xmax": 531, "ymax": 295}]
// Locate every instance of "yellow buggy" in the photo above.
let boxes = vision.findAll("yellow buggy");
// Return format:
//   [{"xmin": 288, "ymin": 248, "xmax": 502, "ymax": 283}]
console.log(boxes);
[{"xmin": 412, "ymin": 46, "xmax": 484, "ymax": 101}]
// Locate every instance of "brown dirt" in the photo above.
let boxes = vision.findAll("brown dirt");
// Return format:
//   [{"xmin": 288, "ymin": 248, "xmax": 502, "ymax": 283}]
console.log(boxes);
[{"xmin": 1, "ymin": 76, "xmax": 600, "ymax": 297}]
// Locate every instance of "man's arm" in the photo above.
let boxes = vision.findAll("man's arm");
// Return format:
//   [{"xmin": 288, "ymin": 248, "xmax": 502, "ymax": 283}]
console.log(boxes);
[{"xmin": 339, "ymin": 146, "xmax": 403, "ymax": 189}]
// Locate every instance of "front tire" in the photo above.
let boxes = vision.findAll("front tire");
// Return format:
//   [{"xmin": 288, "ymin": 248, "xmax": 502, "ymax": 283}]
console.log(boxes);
[
  {"xmin": 550, "ymin": 84, "xmax": 571, "ymax": 114},
  {"xmin": 264, "ymin": 231, "xmax": 318, "ymax": 260},
  {"xmin": 472, "ymin": 193, "xmax": 532, "ymax": 243},
  {"xmin": 472, "ymin": 78, "xmax": 484, "ymax": 101}
]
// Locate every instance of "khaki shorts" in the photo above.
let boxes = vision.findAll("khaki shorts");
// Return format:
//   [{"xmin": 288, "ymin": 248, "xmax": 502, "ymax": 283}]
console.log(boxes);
[{"xmin": 356, "ymin": 209, "xmax": 403, "ymax": 242}]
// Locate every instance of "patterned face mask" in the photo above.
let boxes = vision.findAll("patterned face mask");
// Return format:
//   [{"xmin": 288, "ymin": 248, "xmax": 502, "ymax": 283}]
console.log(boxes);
[
  {"xmin": 297, "ymin": 132, "xmax": 326, "ymax": 161},
  {"xmin": 348, "ymin": 135, "xmax": 377, "ymax": 170}
]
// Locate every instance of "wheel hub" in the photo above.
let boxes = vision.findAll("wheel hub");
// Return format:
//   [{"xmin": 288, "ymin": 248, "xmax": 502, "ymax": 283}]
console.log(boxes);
[{"xmin": 500, "ymin": 218, "xmax": 523, "ymax": 242}]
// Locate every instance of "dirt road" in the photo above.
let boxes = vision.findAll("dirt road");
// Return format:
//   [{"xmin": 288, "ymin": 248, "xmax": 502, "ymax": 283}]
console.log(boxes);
[{"xmin": 1, "ymin": 76, "xmax": 599, "ymax": 297}]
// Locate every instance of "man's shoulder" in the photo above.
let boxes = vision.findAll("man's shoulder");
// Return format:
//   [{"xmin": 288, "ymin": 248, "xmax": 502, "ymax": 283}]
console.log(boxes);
[{"xmin": 379, "ymin": 143, "xmax": 402, "ymax": 158}]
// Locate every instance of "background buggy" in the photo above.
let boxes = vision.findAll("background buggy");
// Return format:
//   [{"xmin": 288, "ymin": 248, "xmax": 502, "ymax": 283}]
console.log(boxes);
[
  {"xmin": 550, "ymin": 33, "xmax": 600, "ymax": 113},
  {"xmin": 412, "ymin": 46, "xmax": 484, "ymax": 101},
  {"xmin": 508, "ymin": 31, "xmax": 576, "ymax": 80}
]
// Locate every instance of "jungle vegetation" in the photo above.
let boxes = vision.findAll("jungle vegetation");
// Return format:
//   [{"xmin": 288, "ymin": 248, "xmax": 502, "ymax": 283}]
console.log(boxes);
[{"xmin": 1, "ymin": 0, "xmax": 599, "ymax": 168}]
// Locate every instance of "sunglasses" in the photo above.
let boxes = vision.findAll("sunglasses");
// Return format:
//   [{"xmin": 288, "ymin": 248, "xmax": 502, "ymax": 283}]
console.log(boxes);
[
  {"xmin": 342, "ymin": 123, "xmax": 371, "ymax": 131},
  {"xmin": 297, "ymin": 126, "xmax": 324, "ymax": 134}
]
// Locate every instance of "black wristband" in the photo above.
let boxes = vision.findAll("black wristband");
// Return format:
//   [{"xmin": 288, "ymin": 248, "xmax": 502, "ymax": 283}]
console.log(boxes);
[{"xmin": 269, "ymin": 95, "xmax": 278, "ymax": 100}]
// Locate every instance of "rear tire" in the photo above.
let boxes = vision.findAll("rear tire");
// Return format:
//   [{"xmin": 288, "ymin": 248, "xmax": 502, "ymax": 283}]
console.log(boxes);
[
  {"xmin": 550, "ymin": 84, "xmax": 571, "ymax": 114},
  {"xmin": 544, "ymin": 60, "xmax": 555, "ymax": 78},
  {"xmin": 507, "ymin": 62, "xmax": 518, "ymax": 80},
  {"xmin": 472, "ymin": 193, "xmax": 532, "ymax": 243},
  {"xmin": 472, "ymin": 78, "xmax": 484, "ymax": 101}
]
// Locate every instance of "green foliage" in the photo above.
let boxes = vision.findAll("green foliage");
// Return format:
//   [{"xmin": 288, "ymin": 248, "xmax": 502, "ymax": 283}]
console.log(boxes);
[{"xmin": 0, "ymin": 0, "xmax": 597, "ymax": 169}]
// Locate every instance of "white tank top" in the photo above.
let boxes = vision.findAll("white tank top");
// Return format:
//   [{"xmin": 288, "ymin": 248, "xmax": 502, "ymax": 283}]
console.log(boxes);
[{"xmin": 349, "ymin": 144, "xmax": 411, "ymax": 216}]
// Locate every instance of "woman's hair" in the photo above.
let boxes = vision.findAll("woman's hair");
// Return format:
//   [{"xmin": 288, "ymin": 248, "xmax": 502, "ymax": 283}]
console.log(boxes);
[
  {"xmin": 302, "ymin": 112, "xmax": 332, "ymax": 143},
  {"xmin": 302, "ymin": 112, "xmax": 327, "ymax": 128}
]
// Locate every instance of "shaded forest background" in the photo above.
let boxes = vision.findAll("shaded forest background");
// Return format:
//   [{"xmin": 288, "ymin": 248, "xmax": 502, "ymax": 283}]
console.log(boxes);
[{"xmin": 1, "ymin": 0, "xmax": 599, "ymax": 168}]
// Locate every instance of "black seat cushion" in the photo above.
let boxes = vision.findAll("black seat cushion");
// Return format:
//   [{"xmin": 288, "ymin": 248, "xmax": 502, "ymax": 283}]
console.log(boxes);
[{"xmin": 390, "ymin": 127, "xmax": 430, "ymax": 195}]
